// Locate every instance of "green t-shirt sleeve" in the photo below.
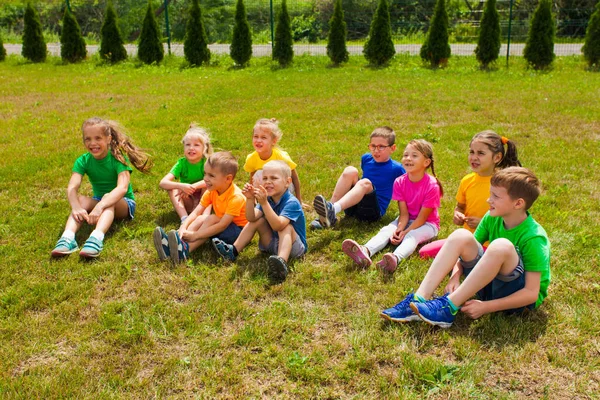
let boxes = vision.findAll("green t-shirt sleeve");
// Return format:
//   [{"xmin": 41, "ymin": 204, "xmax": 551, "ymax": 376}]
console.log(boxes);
[
  {"xmin": 169, "ymin": 159, "xmax": 183, "ymax": 179},
  {"xmin": 473, "ymin": 211, "xmax": 491, "ymax": 244},
  {"xmin": 519, "ymin": 235, "xmax": 551, "ymax": 273},
  {"xmin": 72, "ymin": 154, "xmax": 87, "ymax": 175},
  {"xmin": 115, "ymin": 158, "xmax": 133, "ymax": 175}
]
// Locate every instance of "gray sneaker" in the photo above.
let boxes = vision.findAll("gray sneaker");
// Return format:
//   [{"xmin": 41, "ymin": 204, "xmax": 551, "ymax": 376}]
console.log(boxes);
[{"xmin": 313, "ymin": 195, "xmax": 337, "ymax": 228}]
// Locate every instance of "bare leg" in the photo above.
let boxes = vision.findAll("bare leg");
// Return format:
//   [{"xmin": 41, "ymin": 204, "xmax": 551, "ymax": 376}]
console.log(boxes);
[
  {"xmin": 416, "ymin": 229, "xmax": 480, "ymax": 299},
  {"xmin": 448, "ymin": 238, "xmax": 520, "ymax": 306},
  {"xmin": 336, "ymin": 178, "xmax": 374, "ymax": 211},
  {"xmin": 330, "ymin": 166, "xmax": 360, "ymax": 203},
  {"xmin": 64, "ymin": 196, "xmax": 98, "ymax": 233},
  {"xmin": 187, "ymin": 214, "xmax": 221, "ymax": 252},
  {"xmin": 232, "ymin": 217, "xmax": 271, "ymax": 253},
  {"xmin": 93, "ymin": 197, "xmax": 130, "ymax": 234},
  {"xmin": 275, "ymin": 224, "xmax": 297, "ymax": 262},
  {"xmin": 169, "ymin": 189, "xmax": 188, "ymax": 219}
]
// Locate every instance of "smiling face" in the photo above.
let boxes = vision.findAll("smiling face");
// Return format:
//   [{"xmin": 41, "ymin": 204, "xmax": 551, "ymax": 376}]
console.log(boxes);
[
  {"xmin": 368, "ymin": 136, "xmax": 395, "ymax": 162},
  {"xmin": 487, "ymin": 185, "xmax": 520, "ymax": 217},
  {"xmin": 252, "ymin": 127, "xmax": 276, "ymax": 159},
  {"xmin": 261, "ymin": 164, "xmax": 291, "ymax": 200},
  {"xmin": 83, "ymin": 124, "xmax": 111, "ymax": 160},
  {"xmin": 203, "ymin": 162, "xmax": 232, "ymax": 194},
  {"xmin": 469, "ymin": 140, "xmax": 502, "ymax": 177},
  {"xmin": 402, "ymin": 144, "xmax": 430, "ymax": 174},
  {"xmin": 184, "ymin": 137, "xmax": 205, "ymax": 164}
]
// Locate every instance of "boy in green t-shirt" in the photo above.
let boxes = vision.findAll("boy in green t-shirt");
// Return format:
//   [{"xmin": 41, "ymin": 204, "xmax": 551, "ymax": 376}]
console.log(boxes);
[{"xmin": 381, "ymin": 167, "xmax": 551, "ymax": 328}]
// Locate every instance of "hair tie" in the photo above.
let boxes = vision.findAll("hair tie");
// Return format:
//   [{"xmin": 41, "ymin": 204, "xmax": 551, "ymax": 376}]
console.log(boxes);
[{"xmin": 501, "ymin": 136, "xmax": 509, "ymax": 145}]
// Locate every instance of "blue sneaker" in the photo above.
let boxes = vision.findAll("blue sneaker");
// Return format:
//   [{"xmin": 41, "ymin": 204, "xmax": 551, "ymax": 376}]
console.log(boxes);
[
  {"xmin": 309, "ymin": 218, "xmax": 324, "ymax": 230},
  {"xmin": 167, "ymin": 230, "xmax": 189, "ymax": 264},
  {"xmin": 51, "ymin": 236, "xmax": 78, "ymax": 257},
  {"xmin": 212, "ymin": 238, "xmax": 237, "ymax": 261},
  {"xmin": 380, "ymin": 293, "xmax": 421, "ymax": 322},
  {"xmin": 153, "ymin": 227, "xmax": 170, "ymax": 261},
  {"xmin": 267, "ymin": 255, "xmax": 288, "ymax": 283},
  {"xmin": 410, "ymin": 294, "xmax": 456, "ymax": 328},
  {"xmin": 79, "ymin": 236, "xmax": 104, "ymax": 259},
  {"xmin": 313, "ymin": 195, "xmax": 337, "ymax": 228}
]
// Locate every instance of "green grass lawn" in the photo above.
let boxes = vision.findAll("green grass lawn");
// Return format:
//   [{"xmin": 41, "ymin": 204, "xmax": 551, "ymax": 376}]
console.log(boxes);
[{"xmin": 0, "ymin": 54, "xmax": 599, "ymax": 398}]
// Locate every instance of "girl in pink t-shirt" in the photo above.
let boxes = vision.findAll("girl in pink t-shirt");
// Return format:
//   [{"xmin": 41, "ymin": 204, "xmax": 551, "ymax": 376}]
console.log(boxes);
[{"xmin": 342, "ymin": 139, "xmax": 443, "ymax": 272}]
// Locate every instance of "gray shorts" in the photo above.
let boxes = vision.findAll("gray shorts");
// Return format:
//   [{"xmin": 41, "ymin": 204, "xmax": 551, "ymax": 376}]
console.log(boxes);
[{"xmin": 259, "ymin": 235, "xmax": 306, "ymax": 260}]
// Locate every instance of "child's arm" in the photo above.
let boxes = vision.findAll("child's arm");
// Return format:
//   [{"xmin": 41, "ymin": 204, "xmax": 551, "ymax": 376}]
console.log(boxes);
[
  {"xmin": 461, "ymin": 271, "xmax": 541, "ymax": 319},
  {"xmin": 88, "ymin": 171, "xmax": 129, "ymax": 225},
  {"xmin": 291, "ymin": 169, "xmax": 302, "ymax": 204},
  {"xmin": 180, "ymin": 202, "xmax": 207, "ymax": 231},
  {"xmin": 67, "ymin": 173, "xmax": 88, "ymax": 223},
  {"xmin": 249, "ymin": 171, "xmax": 255, "ymax": 184},
  {"xmin": 159, "ymin": 173, "xmax": 195, "ymax": 196},
  {"xmin": 242, "ymin": 183, "xmax": 262, "ymax": 222},
  {"xmin": 453, "ymin": 202, "xmax": 466, "ymax": 226},
  {"xmin": 255, "ymin": 185, "xmax": 290, "ymax": 231},
  {"xmin": 191, "ymin": 180, "xmax": 207, "ymax": 191},
  {"xmin": 185, "ymin": 214, "xmax": 235, "ymax": 241}
]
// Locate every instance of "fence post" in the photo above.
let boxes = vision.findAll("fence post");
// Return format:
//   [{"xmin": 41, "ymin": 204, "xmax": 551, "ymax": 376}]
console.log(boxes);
[
  {"xmin": 164, "ymin": 0, "xmax": 171, "ymax": 55},
  {"xmin": 270, "ymin": 0, "xmax": 275, "ymax": 58},
  {"xmin": 506, "ymin": 0, "xmax": 514, "ymax": 67},
  {"xmin": 65, "ymin": 0, "xmax": 71, "ymax": 12}
]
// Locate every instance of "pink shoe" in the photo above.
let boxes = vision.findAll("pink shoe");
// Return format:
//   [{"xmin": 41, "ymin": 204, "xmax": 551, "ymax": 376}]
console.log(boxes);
[
  {"xmin": 342, "ymin": 239, "xmax": 372, "ymax": 268},
  {"xmin": 377, "ymin": 253, "xmax": 398, "ymax": 273}
]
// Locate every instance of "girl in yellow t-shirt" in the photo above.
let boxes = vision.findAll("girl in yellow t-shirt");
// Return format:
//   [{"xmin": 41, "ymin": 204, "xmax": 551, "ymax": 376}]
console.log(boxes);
[{"xmin": 244, "ymin": 118, "xmax": 304, "ymax": 205}]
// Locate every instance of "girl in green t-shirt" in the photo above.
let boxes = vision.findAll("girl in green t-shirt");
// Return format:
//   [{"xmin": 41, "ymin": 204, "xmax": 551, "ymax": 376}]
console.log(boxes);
[{"xmin": 51, "ymin": 117, "xmax": 152, "ymax": 259}]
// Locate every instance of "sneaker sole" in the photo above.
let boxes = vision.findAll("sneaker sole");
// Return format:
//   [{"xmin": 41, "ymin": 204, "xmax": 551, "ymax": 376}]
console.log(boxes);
[
  {"xmin": 51, "ymin": 248, "xmax": 78, "ymax": 257},
  {"xmin": 341, "ymin": 239, "xmax": 371, "ymax": 268},
  {"xmin": 313, "ymin": 195, "xmax": 331, "ymax": 228},
  {"xmin": 153, "ymin": 227, "xmax": 169, "ymax": 261},
  {"xmin": 79, "ymin": 250, "xmax": 100, "ymax": 259},
  {"xmin": 167, "ymin": 231, "xmax": 181, "ymax": 264},
  {"xmin": 409, "ymin": 303, "xmax": 453, "ymax": 328},
  {"xmin": 377, "ymin": 253, "xmax": 398, "ymax": 274},
  {"xmin": 267, "ymin": 257, "xmax": 288, "ymax": 283},
  {"xmin": 380, "ymin": 312, "xmax": 421, "ymax": 323}
]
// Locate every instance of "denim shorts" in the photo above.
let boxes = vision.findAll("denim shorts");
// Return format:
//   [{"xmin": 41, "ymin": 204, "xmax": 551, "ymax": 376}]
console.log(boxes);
[
  {"xmin": 259, "ymin": 235, "xmax": 306, "ymax": 260},
  {"xmin": 93, "ymin": 196, "xmax": 136, "ymax": 220},
  {"xmin": 344, "ymin": 189, "xmax": 381, "ymax": 222},
  {"xmin": 460, "ymin": 241, "xmax": 534, "ymax": 314},
  {"xmin": 213, "ymin": 222, "xmax": 243, "ymax": 245}
]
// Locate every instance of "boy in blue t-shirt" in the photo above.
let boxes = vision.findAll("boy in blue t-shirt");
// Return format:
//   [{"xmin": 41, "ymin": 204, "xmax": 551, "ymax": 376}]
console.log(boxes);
[
  {"xmin": 381, "ymin": 167, "xmax": 551, "ymax": 328},
  {"xmin": 312, "ymin": 126, "xmax": 406, "ymax": 229},
  {"xmin": 213, "ymin": 160, "xmax": 307, "ymax": 283}
]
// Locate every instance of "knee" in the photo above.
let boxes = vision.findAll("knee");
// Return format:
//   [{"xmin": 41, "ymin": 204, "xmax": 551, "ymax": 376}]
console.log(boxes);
[
  {"xmin": 356, "ymin": 178, "xmax": 373, "ymax": 193},
  {"xmin": 341, "ymin": 166, "xmax": 359, "ymax": 180},
  {"xmin": 447, "ymin": 228, "xmax": 474, "ymax": 244},
  {"xmin": 486, "ymin": 238, "xmax": 515, "ymax": 256}
]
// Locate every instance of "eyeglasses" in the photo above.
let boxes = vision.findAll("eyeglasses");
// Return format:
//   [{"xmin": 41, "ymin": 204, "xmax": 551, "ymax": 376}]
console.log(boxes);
[{"xmin": 368, "ymin": 144, "xmax": 392, "ymax": 151}]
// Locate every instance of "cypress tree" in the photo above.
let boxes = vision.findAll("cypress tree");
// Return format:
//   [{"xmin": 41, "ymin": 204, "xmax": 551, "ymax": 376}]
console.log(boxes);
[
  {"xmin": 420, "ymin": 0, "xmax": 450, "ymax": 67},
  {"xmin": 60, "ymin": 8, "xmax": 87, "ymax": 63},
  {"xmin": 475, "ymin": 0, "xmax": 501, "ymax": 69},
  {"xmin": 0, "ymin": 33, "xmax": 6, "ymax": 62},
  {"xmin": 138, "ymin": 1, "xmax": 164, "ymax": 64},
  {"xmin": 363, "ymin": 0, "xmax": 395, "ymax": 66},
  {"xmin": 523, "ymin": 0, "xmax": 555, "ymax": 70},
  {"xmin": 273, "ymin": 0, "xmax": 294, "ymax": 67},
  {"xmin": 230, "ymin": 0, "xmax": 252, "ymax": 66},
  {"xmin": 327, "ymin": 0, "xmax": 349, "ymax": 65},
  {"xmin": 582, "ymin": 1, "xmax": 600, "ymax": 68},
  {"xmin": 100, "ymin": 2, "xmax": 128, "ymax": 63},
  {"xmin": 184, "ymin": 0, "xmax": 211, "ymax": 66},
  {"xmin": 22, "ymin": 3, "xmax": 47, "ymax": 63}
]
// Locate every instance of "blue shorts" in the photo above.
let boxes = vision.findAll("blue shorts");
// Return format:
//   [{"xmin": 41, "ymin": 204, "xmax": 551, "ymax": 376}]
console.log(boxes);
[
  {"xmin": 460, "ymin": 242, "xmax": 534, "ymax": 314},
  {"xmin": 344, "ymin": 189, "xmax": 381, "ymax": 222},
  {"xmin": 213, "ymin": 223, "xmax": 243, "ymax": 245},
  {"xmin": 93, "ymin": 196, "xmax": 136, "ymax": 220}
]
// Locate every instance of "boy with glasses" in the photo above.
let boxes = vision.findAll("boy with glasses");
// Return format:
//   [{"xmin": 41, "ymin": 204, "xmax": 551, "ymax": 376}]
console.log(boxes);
[{"xmin": 312, "ymin": 126, "xmax": 405, "ymax": 229}]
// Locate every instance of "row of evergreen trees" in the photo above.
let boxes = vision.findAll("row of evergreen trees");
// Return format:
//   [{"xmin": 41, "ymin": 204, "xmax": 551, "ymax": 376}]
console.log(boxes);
[{"xmin": 2, "ymin": 0, "xmax": 600, "ymax": 70}]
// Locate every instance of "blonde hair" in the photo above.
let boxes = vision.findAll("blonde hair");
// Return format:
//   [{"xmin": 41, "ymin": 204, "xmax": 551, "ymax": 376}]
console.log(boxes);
[
  {"xmin": 81, "ymin": 117, "xmax": 152, "ymax": 173},
  {"xmin": 263, "ymin": 160, "xmax": 292, "ymax": 180},
  {"xmin": 254, "ymin": 118, "xmax": 283, "ymax": 142},
  {"xmin": 491, "ymin": 167, "xmax": 541, "ymax": 210},
  {"xmin": 370, "ymin": 126, "xmax": 396, "ymax": 146},
  {"xmin": 406, "ymin": 139, "xmax": 444, "ymax": 197},
  {"xmin": 471, "ymin": 130, "xmax": 521, "ymax": 169},
  {"xmin": 182, "ymin": 123, "xmax": 213, "ymax": 159},
  {"xmin": 206, "ymin": 151, "xmax": 238, "ymax": 177}
]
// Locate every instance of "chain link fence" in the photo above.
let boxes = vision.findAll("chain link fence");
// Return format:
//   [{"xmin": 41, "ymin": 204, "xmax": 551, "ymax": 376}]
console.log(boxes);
[{"xmin": 0, "ymin": 0, "xmax": 595, "ymax": 58}]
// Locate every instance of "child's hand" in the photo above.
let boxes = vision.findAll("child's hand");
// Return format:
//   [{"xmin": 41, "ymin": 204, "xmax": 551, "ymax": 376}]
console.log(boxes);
[
  {"xmin": 464, "ymin": 216, "xmax": 481, "ymax": 230},
  {"xmin": 242, "ymin": 183, "xmax": 255, "ymax": 199},
  {"xmin": 444, "ymin": 277, "xmax": 460, "ymax": 294},
  {"xmin": 390, "ymin": 229, "xmax": 406, "ymax": 245},
  {"xmin": 71, "ymin": 207, "xmax": 89, "ymax": 224},
  {"xmin": 461, "ymin": 299, "xmax": 489, "ymax": 319},
  {"xmin": 180, "ymin": 229, "xmax": 196, "ymax": 242},
  {"xmin": 254, "ymin": 185, "xmax": 268, "ymax": 204},
  {"xmin": 87, "ymin": 205, "xmax": 103, "ymax": 225},
  {"xmin": 180, "ymin": 183, "xmax": 196, "ymax": 196},
  {"xmin": 453, "ymin": 210, "xmax": 465, "ymax": 226}
]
